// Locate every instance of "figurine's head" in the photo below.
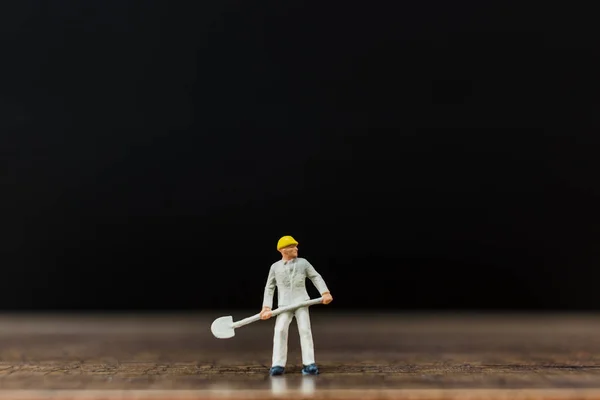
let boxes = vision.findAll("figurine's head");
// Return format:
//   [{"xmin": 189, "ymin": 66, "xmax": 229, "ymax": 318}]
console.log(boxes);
[{"xmin": 277, "ymin": 235, "xmax": 299, "ymax": 260}]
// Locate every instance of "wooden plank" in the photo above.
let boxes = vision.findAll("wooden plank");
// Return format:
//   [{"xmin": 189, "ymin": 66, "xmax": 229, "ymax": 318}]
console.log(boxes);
[
  {"xmin": 1, "ymin": 389, "xmax": 600, "ymax": 400},
  {"xmin": 1, "ymin": 313, "xmax": 600, "ymax": 398}
]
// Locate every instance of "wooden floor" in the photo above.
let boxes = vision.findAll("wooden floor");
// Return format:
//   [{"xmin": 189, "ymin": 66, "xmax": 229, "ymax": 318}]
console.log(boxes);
[{"xmin": 1, "ymin": 312, "xmax": 600, "ymax": 399}]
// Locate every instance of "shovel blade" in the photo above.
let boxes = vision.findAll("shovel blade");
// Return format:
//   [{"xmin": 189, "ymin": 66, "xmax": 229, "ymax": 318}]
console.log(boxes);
[{"xmin": 211, "ymin": 316, "xmax": 235, "ymax": 339}]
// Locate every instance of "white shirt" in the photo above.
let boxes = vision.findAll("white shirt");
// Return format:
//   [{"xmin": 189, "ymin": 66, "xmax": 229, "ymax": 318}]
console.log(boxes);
[{"xmin": 262, "ymin": 257, "xmax": 329, "ymax": 308}]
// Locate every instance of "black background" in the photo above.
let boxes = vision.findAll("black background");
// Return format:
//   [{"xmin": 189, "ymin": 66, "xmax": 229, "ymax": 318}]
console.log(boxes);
[{"xmin": 2, "ymin": 1, "xmax": 599, "ymax": 311}]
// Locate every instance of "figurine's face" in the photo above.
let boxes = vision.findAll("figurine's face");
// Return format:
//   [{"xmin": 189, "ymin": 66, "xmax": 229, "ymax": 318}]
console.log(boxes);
[{"xmin": 280, "ymin": 244, "xmax": 298, "ymax": 259}]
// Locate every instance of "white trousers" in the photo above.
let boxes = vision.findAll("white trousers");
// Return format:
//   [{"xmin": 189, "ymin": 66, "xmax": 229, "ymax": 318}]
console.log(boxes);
[{"xmin": 272, "ymin": 306, "xmax": 315, "ymax": 367}]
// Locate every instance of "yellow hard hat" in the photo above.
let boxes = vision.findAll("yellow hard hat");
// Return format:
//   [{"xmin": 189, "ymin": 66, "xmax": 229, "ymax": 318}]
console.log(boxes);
[{"xmin": 277, "ymin": 235, "xmax": 299, "ymax": 250}]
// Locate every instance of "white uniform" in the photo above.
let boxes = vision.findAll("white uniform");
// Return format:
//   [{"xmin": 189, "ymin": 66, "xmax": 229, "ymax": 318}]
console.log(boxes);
[{"xmin": 262, "ymin": 257, "xmax": 329, "ymax": 367}]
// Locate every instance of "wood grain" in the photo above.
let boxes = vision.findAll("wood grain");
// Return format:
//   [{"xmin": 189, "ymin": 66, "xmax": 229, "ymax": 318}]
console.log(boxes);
[{"xmin": 1, "ymin": 312, "xmax": 600, "ymax": 399}]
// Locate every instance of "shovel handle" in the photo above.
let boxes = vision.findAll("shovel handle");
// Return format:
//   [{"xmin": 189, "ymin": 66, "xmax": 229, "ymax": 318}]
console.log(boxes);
[{"xmin": 232, "ymin": 297, "xmax": 323, "ymax": 329}]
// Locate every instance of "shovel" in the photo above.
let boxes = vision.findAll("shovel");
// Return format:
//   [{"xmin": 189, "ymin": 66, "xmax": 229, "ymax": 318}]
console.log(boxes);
[{"xmin": 211, "ymin": 297, "xmax": 324, "ymax": 339}]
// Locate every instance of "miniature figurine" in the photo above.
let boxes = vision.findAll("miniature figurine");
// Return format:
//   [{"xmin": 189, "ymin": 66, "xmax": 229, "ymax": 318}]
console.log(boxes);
[{"xmin": 260, "ymin": 235, "xmax": 333, "ymax": 376}]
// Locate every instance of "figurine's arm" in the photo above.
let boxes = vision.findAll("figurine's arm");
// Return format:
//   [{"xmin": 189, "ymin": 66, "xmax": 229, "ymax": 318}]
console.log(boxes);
[
  {"xmin": 305, "ymin": 261, "xmax": 333, "ymax": 304},
  {"xmin": 261, "ymin": 265, "xmax": 276, "ymax": 319}
]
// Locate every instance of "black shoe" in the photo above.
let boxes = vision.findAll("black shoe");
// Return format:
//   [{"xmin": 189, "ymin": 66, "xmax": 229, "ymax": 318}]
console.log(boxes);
[
  {"xmin": 269, "ymin": 366, "xmax": 285, "ymax": 376},
  {"xmin": 301, "ymin": 363, "xmax": 319, "ymax": 375}
]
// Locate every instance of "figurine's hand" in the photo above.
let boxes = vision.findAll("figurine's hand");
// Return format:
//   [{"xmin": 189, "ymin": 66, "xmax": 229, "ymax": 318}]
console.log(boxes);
[
  {"xmin": 322, "ymin": 292, "xmax": 333, "ymax": 304},
  {"xmin": 260, "ymin": 307, "xmax": 272, "ymax": 320}
]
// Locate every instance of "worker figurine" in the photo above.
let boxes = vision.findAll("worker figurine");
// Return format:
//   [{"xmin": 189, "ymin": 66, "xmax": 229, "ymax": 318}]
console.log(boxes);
[{"xmin": 260, "ymin": 235, "xmax": 333, "ymax": 376}]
